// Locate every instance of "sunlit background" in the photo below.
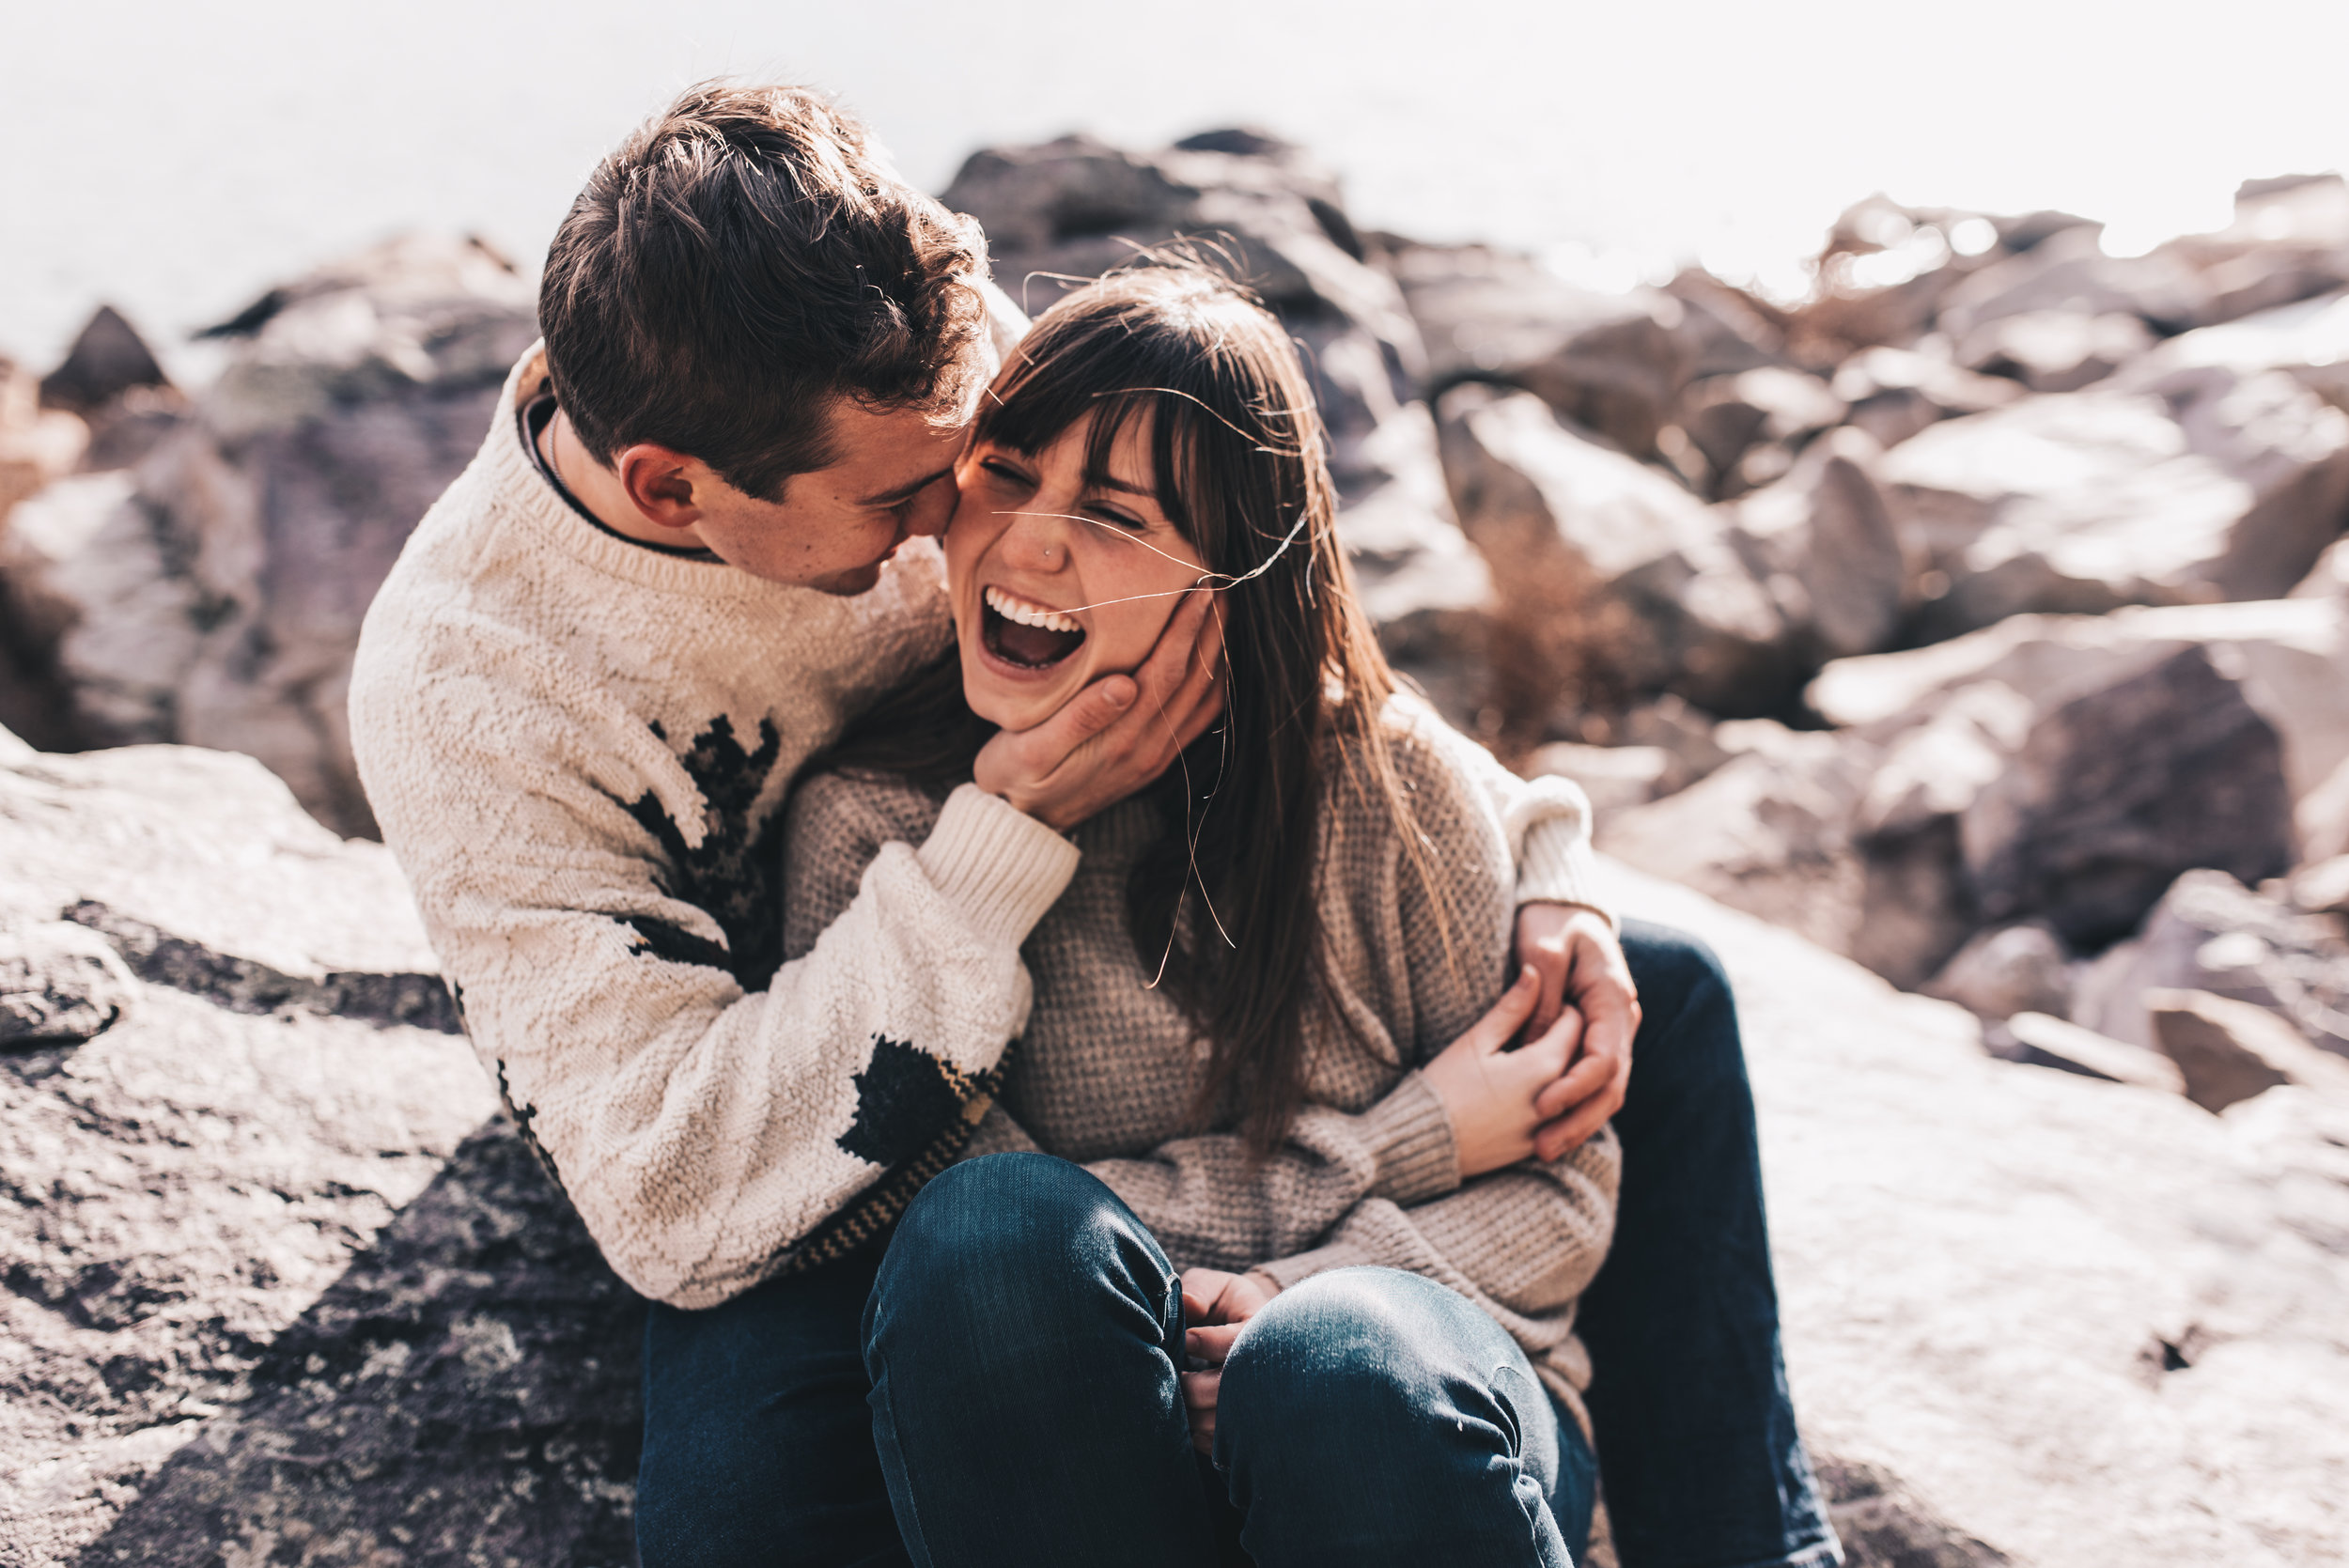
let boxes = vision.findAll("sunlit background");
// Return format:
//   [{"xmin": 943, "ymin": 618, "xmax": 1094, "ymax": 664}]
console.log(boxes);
[{"xmin": 7, "ymin": 0, "xmax": 2348, "ymax": 372}]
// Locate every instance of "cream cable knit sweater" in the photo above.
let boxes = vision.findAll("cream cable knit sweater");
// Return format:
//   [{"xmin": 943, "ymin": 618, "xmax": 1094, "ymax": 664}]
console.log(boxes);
[
  {"xmin": 783, "ymin": 700, "xmax": 1621, "ymax": 1416},
  {"xmin": 350, "ymin": 345, "xmax": 1613, "ymax": 1312}
]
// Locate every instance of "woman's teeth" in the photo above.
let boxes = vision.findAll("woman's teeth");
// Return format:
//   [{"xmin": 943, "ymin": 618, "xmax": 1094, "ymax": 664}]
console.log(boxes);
[{"xmin": 984, "ymin": 584, "xmax": 1081, "ymax": 633}]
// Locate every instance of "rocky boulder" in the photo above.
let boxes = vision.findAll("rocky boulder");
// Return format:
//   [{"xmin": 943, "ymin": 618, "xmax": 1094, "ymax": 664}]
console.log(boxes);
[
  {"xmin": 2108, "ymin": 287, "xmax": 2349, "ymax": 415},
  {"xmin": 2074, "ymin": 870, "xmax": 2349, "ymax": 1060},
  {"xmin": 1828, "ymin": 344, "xmax": 2023, "ymax": 451},
  {"xmin": 0, "ymin": 236, "xmax": 537, "ymax": 838},
  {"xmin": 1934, "ymin": 225, "xmax": 2210, "ymax": 341},
  {"xmin": 0, "ymin": 731, "xmax": 637, "ymax": 1566},
  {"xmin": 1601, "ymin": 862, "xmax": 2349, "ymax": 1568},
  {"xmin": 1953, "ymin": 309, "xmax": 2152, "ymax": 394},
  {"xmin": 6, "ymin": 727, "xmax": 2346, "ymax": 1565},
  {"xmin": 1724, "ymin": 427, "xmax": 1909, "ymax": 663},
  {"xmin": 1435, "ymin": 383, "xmax": 1794, "ymax": 723},
  {"xmin": 1880, "ymin": 372, "xmax": 2349, "ymax": 640}
]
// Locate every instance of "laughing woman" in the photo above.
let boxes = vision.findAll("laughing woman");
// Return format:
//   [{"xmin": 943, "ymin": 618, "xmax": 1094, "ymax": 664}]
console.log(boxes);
[{"xmin": 778, "ymin": 257, "xmax": 1613, "ymax": 1566}]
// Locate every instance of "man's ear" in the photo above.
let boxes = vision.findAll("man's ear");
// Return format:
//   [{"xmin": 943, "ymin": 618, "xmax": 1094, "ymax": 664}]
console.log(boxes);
[{"xmin": 613, "ymin": 443, "xmax": 707, "ymax": 532}]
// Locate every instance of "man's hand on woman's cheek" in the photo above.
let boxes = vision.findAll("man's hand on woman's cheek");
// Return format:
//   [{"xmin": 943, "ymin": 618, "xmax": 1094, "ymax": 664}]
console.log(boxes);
[
  {"xmin": 972, "ymin": 591, "xmax": 1223, "ymax": 830},
  {"xmin": 1514, "ymin": 903, "xmax": 1640, "ymax": 1160}
]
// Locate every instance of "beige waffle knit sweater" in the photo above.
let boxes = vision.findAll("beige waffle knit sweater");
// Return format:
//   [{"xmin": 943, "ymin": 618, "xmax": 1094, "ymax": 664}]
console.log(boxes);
[
  {"xmin": 783, "ymin": 699, "xmax": 1621, "ymax": 1412},
  {"xmin": 349, "ymin": 347, "xmax": 1613, "ymax": 1312}
]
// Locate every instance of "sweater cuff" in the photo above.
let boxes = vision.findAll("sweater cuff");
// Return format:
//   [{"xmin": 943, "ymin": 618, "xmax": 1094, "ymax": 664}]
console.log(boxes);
[
  {"xmin": 1517, "ymin": 817, "xmax": 1616, "ymax": 932},
  {"xmin": 1252, "ymin": 1238, "xmax": 1380, "ymax": 1295},
  {"xmin": 1358, "ymin": 1070, "xmax": 1460, "ymax": 1205},
  {"xmin": 914, "ymin": 784, "xmax": 1081, "ymax": 948}
]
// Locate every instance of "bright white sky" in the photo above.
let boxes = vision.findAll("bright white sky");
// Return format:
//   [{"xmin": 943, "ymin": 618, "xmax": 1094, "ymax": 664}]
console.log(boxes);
[{"xmin": 5, "ymin": 0, "xmax": 2347, "ymax": 371}]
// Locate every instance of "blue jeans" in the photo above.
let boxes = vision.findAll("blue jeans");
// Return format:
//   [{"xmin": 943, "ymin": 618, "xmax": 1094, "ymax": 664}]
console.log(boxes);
[{"xmin": 635, "ymin": 922, "xmax": 1839, "ymax": 1568}]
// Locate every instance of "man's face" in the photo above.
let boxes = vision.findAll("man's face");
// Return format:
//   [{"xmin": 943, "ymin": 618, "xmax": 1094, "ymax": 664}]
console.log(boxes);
[{"xmin": 688, "ymin": 397, "xmax": 971, "ymax": 596}]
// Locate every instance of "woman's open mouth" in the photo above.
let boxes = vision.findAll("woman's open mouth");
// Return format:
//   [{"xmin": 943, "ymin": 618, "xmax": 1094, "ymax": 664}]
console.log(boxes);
[{"xmin": 980, "ymin": 584, "xmax": 1087, "ymax": 670}]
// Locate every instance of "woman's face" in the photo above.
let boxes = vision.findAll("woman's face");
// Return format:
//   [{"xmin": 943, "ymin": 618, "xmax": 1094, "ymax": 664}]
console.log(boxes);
[{"xmin": 944, "ymin": 409, "xmax": 1208, "ymax": 734}]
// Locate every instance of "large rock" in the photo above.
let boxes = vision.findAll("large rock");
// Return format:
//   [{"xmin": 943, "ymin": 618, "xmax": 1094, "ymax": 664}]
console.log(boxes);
[
  {"xmin": 1387, "ymin": 242, "xmax": 1695, "ymax": 460},
  {"xmin": 1810, "ymin": 598, "xmax": 2349, "ymax": 841},
  {"xmin": 1953, "ymin": 309, "xmax": 2152, "ymax": 394},
  {"xmin": 943, "ymin": 133, "xmax": 1498, "ymax": 718},
  {"xmin": 35, "ymin": 306, "xmax": 170, "ymax": 417},
  {"xmin": 1959, "ymin": 644, "xmax": 2294, "ymax": 946},
  {"xmin": 1725, "ymin": 427, "xmax": 1908, "ymax": 662},
  {"xmin": 0, "ymin": 737, "xmax": 637, "ymax": 1566},
  {"xmin": 1934, "ymin": 225, "xmax": 2210, "ymax": 341},
  {"xmin": 0, "ymin": 236, "xmax": 537, "ymax": 837},
  {"xmin": 2148, "ymin": 987, "xmax": 2349, "ymax": 1112},
  {"xmin": 2108, "ymin": 287, "xmax": 2349, "ymax": 415},
  {"xmin": 2153, "ymin": 175, "xmax": 2349, "ymax": 328},
  {"xmin": 1597, "ymin": 861, "xmax": 2349, "ymax": 1568},
  {"xmin": 1828, "ymin": 344, "xmax": 2023, "ymax": 450},
  {"xmin": 7, "ymin": 731, "xmax": 2346, "ymax": 1564},
  {"xmin": 2073, "ymin": 870, "xmax": 2349, "ymax": 1059},
  {"xmin": 1678, "ymin": 365, "xmax": 1844, "ymax": 498},
  {"xmin": 1880, "ymin": 372, "xmax": 2349, "ymax": 640},
  {"xmin": 1436, "ymin": 383, "xmax": 1794, "ymax": 722},
  {"xmin": 1593, "ymin": 727, "xmax": 1976, "ymax": 986}
]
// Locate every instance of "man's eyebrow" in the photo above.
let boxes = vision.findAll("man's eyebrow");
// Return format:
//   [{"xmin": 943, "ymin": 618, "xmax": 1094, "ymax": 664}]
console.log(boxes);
[{"xmin": 855, "ymin": 465, "xmax": 956, "ymax": 507}]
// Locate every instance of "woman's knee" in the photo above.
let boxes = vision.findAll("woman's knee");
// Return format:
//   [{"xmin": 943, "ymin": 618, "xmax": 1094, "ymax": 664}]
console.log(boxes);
[
  {"xmin": 871, "ymin": 1153, "xmax": 1173, "ymax": 1344},
  {"xmin": 1220, "ymin": 1267, "xmax": 1534, "ymax": 1456}
]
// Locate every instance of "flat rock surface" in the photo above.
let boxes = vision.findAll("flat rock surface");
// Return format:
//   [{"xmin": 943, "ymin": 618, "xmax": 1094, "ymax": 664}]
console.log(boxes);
[{"xmin": 4, "ymin": 738, "xmax": 2345, "ymax": 1565}]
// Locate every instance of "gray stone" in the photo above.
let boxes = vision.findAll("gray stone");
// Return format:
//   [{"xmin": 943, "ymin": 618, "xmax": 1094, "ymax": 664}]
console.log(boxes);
[
  {"xmin": 0, "ymin": 235, "xmax": 538, "ymax": 837},
  {"xmin": 36, "ymin": 306, "xmax": 170, "ymax": 417},
  {"xmin": 1811, "ymin": 598, "xmax": 2349, "ymax": 824},
  {"xmin": 1727, "ymin": 427, "xmax": 1908, "ymax": 661},
  {"xmin": 1389, "ymin": 241, "xmax": 1692, "ymax": 458},
  {"xmin": 1599, "ymin": 860, "xmax": 2349, "ymax": 1567},
  {"xmin": 2154, "ymin": 176, "xmax": 2349, "ymax": 328},
  {"xmin": 2108, "ymin": 288, "xmax": 2349, "ymax": 417},
  {"xmin": 1828, "ymin": 344, "xmax": 2023, "ymax": 450},
  {"xmin": 1679, "ymin": 366, "xmax": 1844, "ymax": 498},
  {"xmin": 0, "ymin": 922, "xmax": 136, "ymax": 1046},
  {"xmin": 1985, "ymin": 1010, "xmax": 2186, "ymax": 1095},
  {"xmin": 1436, "ymin": 383, "xmax": 1794, "ymax": 721},
  {"xmin": 1924, "ymin": 923, "xmax": 2074, "ymax": 1021},
  {"xmin": 2072, "ymin": 870, "xmax": 2349, "ymax": 1058},
  {"xmin": 1880, "ymin": 374, "xmax": 2349, "ymax": 640},
  {"xmin": 1935, "ymin": 226, "xmax": 2211, "ymax": 340},
  {"xmin": 1954, "ymin": 309, "xmax": 2152, "ymax": 394},
  {"xmin": 0, "ymin": 737, "xmax": 635, "ymax": 1566},
  {"xmin": 1960, "ymin": 644, "xmax": 2294, "ymax": 946},
  {"xmin": 2148, "ymin": 988, "xmax": 2349, "ymax": 1112}
]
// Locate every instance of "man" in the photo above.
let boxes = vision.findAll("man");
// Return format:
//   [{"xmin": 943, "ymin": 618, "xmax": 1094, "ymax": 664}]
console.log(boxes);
[{"xmin": 350, "ymin": 81, "xmax": 1838, "ymax": 1568}]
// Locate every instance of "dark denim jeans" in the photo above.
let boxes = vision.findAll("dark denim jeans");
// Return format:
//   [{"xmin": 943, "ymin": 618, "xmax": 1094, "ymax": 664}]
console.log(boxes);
[{"xmin": 635, "ymin": 921, "xmax": 1840, "ymax": 1568}]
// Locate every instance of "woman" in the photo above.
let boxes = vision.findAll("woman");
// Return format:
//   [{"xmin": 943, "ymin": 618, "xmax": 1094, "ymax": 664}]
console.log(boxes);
[{"xmin": 772, "ymin": 257, "xmax": 1616, "ymax": 1565}]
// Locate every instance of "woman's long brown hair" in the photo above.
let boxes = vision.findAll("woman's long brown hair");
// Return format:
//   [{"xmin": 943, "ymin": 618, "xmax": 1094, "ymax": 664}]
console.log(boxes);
[{"xmin": 828, "ymin": 256, "xmax": 1457, "ymax": 1157}]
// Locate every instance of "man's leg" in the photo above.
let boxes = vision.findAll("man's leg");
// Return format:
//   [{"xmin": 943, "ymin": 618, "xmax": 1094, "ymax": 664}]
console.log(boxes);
[
  {"xmin": 1576, "ymin": 920, "xmax": 1840, "ymax": 1568},
  {"xmin": 1214, "ymin": 1266, "xmax": 1598, "ymax": 1567},
  {"xmin": 636, "ymin": 1247, "xmax": 907, "ymax": 1568},
  {"xmin": 860, "ymin": 1153, "xmax": 1218, "ymax": 1568}
]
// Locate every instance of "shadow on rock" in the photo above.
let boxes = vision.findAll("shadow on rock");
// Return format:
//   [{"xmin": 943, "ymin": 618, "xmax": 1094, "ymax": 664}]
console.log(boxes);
[
  {"xmin": 1817, "ymin": 1457, "xmax": 2015, "ymax": 1568},
  {"xmin": 72, "ymin": 1120, "xmax": 645, "ymax": 1568}
]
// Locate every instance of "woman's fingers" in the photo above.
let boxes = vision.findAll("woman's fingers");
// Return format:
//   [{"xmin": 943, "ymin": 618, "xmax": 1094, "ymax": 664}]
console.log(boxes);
[
  {"xmin": 1182, "ymin": 1367, "xmax": 1220, "ymax": 1452},
  {"xmin": 1472, "ymin": 966, "xmax": 1542, "ymax": 1050},
  {"xmin": 1185, "ymin": 1323, "xmax": 1246, "ymax": 1366}
]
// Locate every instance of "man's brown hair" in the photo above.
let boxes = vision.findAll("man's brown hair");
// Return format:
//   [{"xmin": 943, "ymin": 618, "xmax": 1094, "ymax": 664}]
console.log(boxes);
[{"xmin": 539, "ymin": 82, "xmax": 989, "ymax": 499}]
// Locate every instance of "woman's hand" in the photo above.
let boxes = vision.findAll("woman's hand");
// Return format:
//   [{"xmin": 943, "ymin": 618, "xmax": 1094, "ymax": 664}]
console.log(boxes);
[
  {"xmin": 1513, "ymin": 904, "xmax": 1640, "ymax": 1160},
  {"xmin": 1179, "ymin": 1266, "xmax": 1280, "ymax": 1455},
  {"xmin": 1422, "ymin": 966, "xmax": 1587, "ymax": 1179}
]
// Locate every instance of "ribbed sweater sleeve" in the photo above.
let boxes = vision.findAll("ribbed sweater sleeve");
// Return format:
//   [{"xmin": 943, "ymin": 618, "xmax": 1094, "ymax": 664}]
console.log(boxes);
[{"xmin": 1400, "ymin": 696, "xmax": 1613, "ymax": 925}]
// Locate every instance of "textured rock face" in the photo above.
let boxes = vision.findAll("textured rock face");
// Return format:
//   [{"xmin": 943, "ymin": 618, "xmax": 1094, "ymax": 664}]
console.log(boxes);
[
  {"xmin": 0, "ymin": 236, "xmax": 537, "ymax": 838},
  {"xmin": 5, "ymin": 731, "xmax": 2346, "ymax": 1564},
  {"xmin": 0, "ymin": 736, "xmax": 639, "ymax": 1566},
  {"xmin": 1881, "ymin": 374, "xmax": 2349, "ymax": 639},
  {"xmin": 1436, "ymin": 382, "xmax": 1793, "ymax": 722},
  {"xmin": 1607, "ymin": 862, "xmax": 2349, "ymax": 1568}
]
